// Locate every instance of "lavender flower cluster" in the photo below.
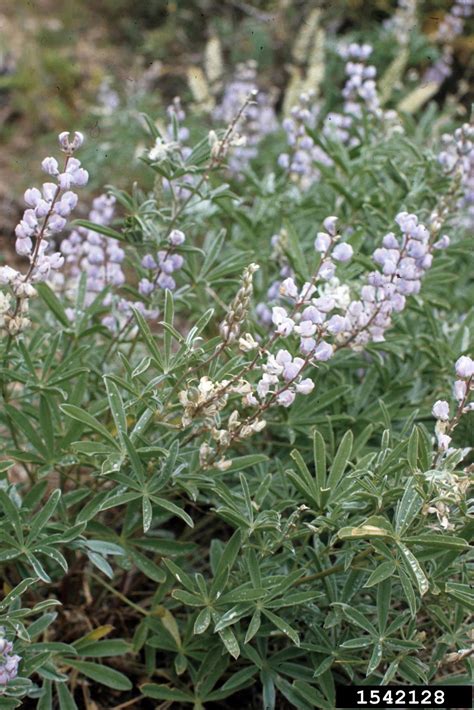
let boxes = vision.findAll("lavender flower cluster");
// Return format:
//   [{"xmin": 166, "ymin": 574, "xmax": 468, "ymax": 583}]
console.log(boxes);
[
  {"xmin": 253, "ymin": 210, "xmax": 448, "ymax": 411},
  {"xmin": 384, "ymin": 0, "xmax": 418, "ymax": 47},
  {"xmin": 339, "ymin": 211, "xmax": 449, "ymax": 348},
  {"xmin": 60, "ymin": 194, "xmax": 125, "ymax": 314},
  {"xmin": 324, "ymin": 43, "xmax": 401, "ymax": 147},
  {"xmin": 0, "ymin": 132, "xmax": 87, "ymax": 334},
  {"xmin": 0, "ymin": 638, "xmax": 20, "ymax": 686},
  {"xmin": 324, "ymin": 43, "xmax": 380, "ymax": 146},
  {"xmin": 60, "ymin": 194, "xmax": 163, "ymax": 331},
  {"xmin": 278, "ymin": 92, "xmax": 332, "ymax": 191},
  {"xmin": 438, "ymin": 122, "xmax": 474, "ymax": 228},
  {"xmin": 424, "ymin": 0, "xmax": 474, "ymax": 84},
  {"xmin": 213, "ymin": 60, "xmax": 277, "ymax": 174},
  {"xmin": 253, "ymin": 216, "xmax": 354, "ymax": 408},
  {"xmin": 139, "ymin": 229, "xmax": 186, "ymax": 296},
  {"xmin": 432, "ymin": 355, "xmax": 474, "ymax": 451}
]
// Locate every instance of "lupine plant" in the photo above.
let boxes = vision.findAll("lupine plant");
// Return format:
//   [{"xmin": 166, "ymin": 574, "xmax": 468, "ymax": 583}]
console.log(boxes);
[{"xmin": 0, "ymin": 9, "xmax": 473, "ymax": 709}]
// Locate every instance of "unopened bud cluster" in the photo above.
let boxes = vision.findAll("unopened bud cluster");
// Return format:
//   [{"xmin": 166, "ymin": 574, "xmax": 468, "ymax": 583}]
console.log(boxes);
[{"xmin": 220, "ymin": 263, "xmax": 259, "ymax": 344}]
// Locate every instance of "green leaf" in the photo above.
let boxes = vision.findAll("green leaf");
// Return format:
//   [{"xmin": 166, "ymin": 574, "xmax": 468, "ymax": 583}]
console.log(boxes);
[
  {"xmin": 75, "ymin": 639, "xmax": 130, "ymax": 657},
  {"xmin": 397, "ymin": 543, "xmax": 429, "ymax": 596},
  {"xmin": 150, "ymin": 496, "xmax": 193, "ymax": 528},
  {"xmin": 283, "ymin": 219, "xmax": 310, "ymax": 280},
  {"xmin": 367, "ymin": 642, "xmax": 383, "ymax": 677},
  {"xmin": 172, "ymin": 590, "xmax": 203, "ymax": 607},
  {"xmin": 0, "ymin": 489, "xmax": 24, "ymax": 543},
  {"xmin": 39, "ymin": 395, "xmax": 55, "ymax": 457},
  {"xmin": 141, "ymin": 684, "xmax": 194, "ymax": 702},
  {"xmin": 0, "ymin": 577, "xmax": 37, "ymax": 611},
  {"xmin": 395, "ymin": 482, "xmax": 422, "ymax": 535},
  {"xmin": 338, "ymin": 515, "xmax": 394, "ymax": 540},
  {"xmin": 244, "ymin": 609, "xmax": 261, "ymax": 644},
  {"xmin": 123, "ymin": 434, "xmax": 145, "ymax": 485},
  {"xmin": 27, "ymin": 489, "xmax": 61, "ymax": 543},
  {"xmin": 5, "ymin": 405, "xmax": 48, "ymax": 458},
  {"xmin": 66, "ymin": 660, "xmax": 132, "ymax": 690},
  {"xmin": 104, "ymin": 378, "xmax": 127, "ymax": 442},
  {"xmin": 336, "ymin": 604, "xmax": 377, "ymax": 636},
  {"xmin": 217, "ymin": 625, "xmax": 240, "ymax": 659},
  {"xmin": 36, "ymin": 283, "xmax": 71, "ymax": 327},
  {"xmin": 377, "ymin": 578, "xmax": 391, "ymax": 632},
  {"xmin": 289, "ymin": 449, "xmax": 319, "ymax": 508},
  {"xmin": 364, "ymin": 561, "xmax": 396, "ymax": 588},
  {"xmin": 56, "ymin": 682, "xmax": 79, "ymax": 710},
  {"xmin": 60, "ymin": 405, "xmax": 119, "ymax": 449},
  {"xmin": 407, "ymin": 427, "xmax": 419, "ymax": 471},
  {"xmin": 327, "ymin": 430, "xmax": 353, "ymax": 490},
  {"xmin": 133, "ymin": 550, "xmax": 166, "ymax": 583},
  {"xmin": 445, "ymin": 583, "xmax": 474, "ymax": 612},
  {"xmin": 403, "ymin": 534, "xmax": 469, "ymax": 550},
  {"xmin": 142, "ymin": 497, "xmax": 153, "ymax": 533},
  {"xmin": 398, "ymin": 567, "xmax": 417, "ymax": 617},
  {"xmin": 163, "ymin": 289, "xmax": 174, "ymax": 368},
  {"xmin": 262, "ymin": 609, "xmax": 300, "ymax": 646},
  {"xmin": 73, "ymin": 219, "xmax": 126, "ymax": 243},
  {"xmin": 194, "ymin": 607, "xmax": 211, "ymax": 635},
  {"xmin": 132, "ymin": 307, "xmax": 164, "ymax": 370},
  {"xmin": 313, "ymin": 430, "xmax": 326, "ymax": 504},
  {"xmin": 213, "ymin": 529, "xmax": 242, "ymax": 583}
]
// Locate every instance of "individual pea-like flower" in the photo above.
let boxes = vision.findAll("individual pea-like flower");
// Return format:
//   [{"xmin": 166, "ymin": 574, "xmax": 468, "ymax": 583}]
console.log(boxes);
[
  {"xmin": 314, "ymin": 340, "xmax": 333, "ymax": 361},
  {"xmin": 455, "ymin": 355, "xmax": 474, "ymax": 378},
  {"xmin": 333, "ymin": 243, "xmax": 353, "ymax": 262},
  {"xmin": 272, "ymin": 306, "xmax": 295, "ymax": 336},
  {"xmin": 169, "ymin": 229, "xmax": 186, "ymax": 246},
  {"xmin": 453, "ymin": 380, "xmax": 467, "ymax": 401},
  {"xmin": 315, "ymin": 232, "xmax": 332, "ymax": 253},
  {"xmin": 432, "ymin": 400, "xmax": 450, "ymax": 421},
  {"xmin": 58, "ymin": 130, "xmax": 84, "ymax": 153}
]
